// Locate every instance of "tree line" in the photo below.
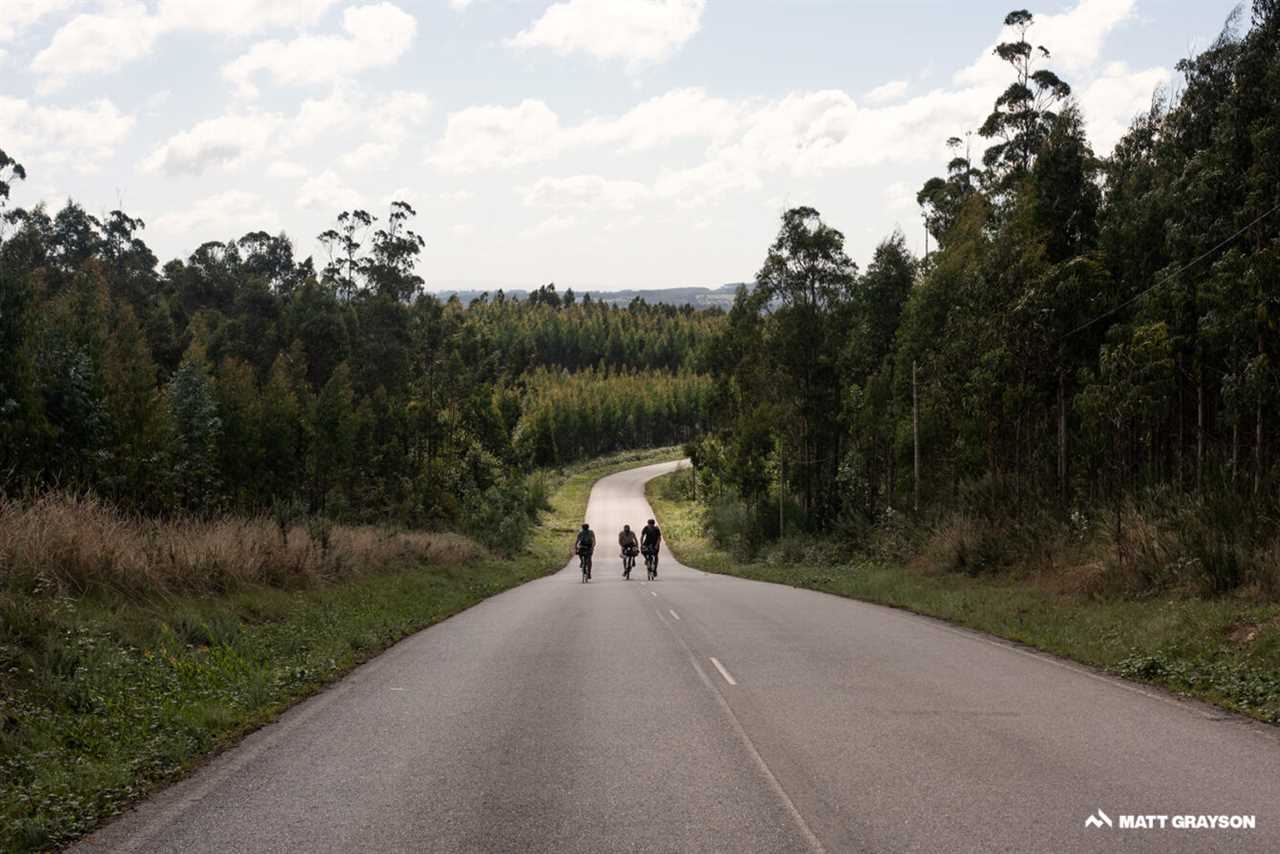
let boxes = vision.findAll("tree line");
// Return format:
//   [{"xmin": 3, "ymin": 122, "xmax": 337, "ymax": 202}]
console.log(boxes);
[
  {"xmin": 514, "ymin": 367, "xmax": 713, "ymax": 466},
  {"xmin": 695, "ymin": 4, "xmax": 1279, "ymax": 573},
  {"xmin": 0, "ymin": 176, "xmax": 721, "ymax": 551}
]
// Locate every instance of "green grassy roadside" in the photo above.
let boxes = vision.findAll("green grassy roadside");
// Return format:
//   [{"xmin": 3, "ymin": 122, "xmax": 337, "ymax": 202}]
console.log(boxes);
[
  {"xmin": 0, "ymin": 447, "xmax": 679, "ymax": 853},
  {"xmin": 647, "ymin": 473, "xmax": 1280, "ymax": 726}
]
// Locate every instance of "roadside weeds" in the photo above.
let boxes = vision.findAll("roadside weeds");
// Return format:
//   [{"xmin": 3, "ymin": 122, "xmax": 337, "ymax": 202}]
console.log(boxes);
[
  {"xmin": 0, "ymin": 447, "xmax": 680, "ymax": 853},
  {"xmin": 646, "ymin": 473, "xmax": 1280, "ymax": 727}
]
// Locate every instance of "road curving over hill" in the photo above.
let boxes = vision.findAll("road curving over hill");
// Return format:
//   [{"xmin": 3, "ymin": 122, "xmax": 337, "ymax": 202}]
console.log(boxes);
[{"xmin": 77, "ymin": 460, "xmax": 1280, "ymax": 853}]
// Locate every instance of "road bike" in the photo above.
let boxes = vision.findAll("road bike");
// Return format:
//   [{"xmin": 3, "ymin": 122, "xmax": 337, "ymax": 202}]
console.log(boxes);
[
  {"xmin": 579, "ymin": 549, "xmax": 593, "ymax": 582},
  {"xmin": 643, "ymin": 547, "xmax": 658, "ymax": 581},
  {"xmin": 622, "ymin": 546, "xmax": 637, "ymax": 580}
]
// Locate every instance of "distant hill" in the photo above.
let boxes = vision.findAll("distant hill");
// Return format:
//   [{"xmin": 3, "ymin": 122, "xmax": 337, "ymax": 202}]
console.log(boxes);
[{"xmin": 435, "ymin": 283, "xmax": 749, "ymax": 309}]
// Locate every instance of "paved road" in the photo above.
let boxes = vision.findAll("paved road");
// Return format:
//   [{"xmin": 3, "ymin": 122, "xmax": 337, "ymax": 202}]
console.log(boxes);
[{"xmin": 77, "ymin": 461, "xmax": 1280, "ymax": 853}]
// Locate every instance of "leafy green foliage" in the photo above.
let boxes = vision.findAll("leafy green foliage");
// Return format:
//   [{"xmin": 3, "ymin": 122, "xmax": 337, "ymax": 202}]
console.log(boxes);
[
  {"xmin": 0, "ymin": 449, "xmax": 679, "ymax": 853},
  {"xmin": 697, "ymin": 4, "xmax": 1280, "ymax": 598},
  {"xmin": 0, "ymin": 185, "xmax": 719, "ymax": 550},
  {"xmin": 649, "ymin": 471, "xmax": 1280, "ymax": 728}
]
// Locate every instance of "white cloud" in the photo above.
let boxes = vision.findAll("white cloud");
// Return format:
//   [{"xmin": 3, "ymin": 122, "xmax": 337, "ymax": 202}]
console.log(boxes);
[
  {"xmin": 864, "ymin": 80, "xmax": 909, "ymax": 105},
  {"xmin": 448, "ymin": 0, "xmax": 473, "ymax": 8},
  {"xmin": 431, "ymin": 99, "xmax": 564, "ymax": 172},
  {"xmin": 653, "ymin": 157, "xmax": 762, "ymax": 205},
  {"xmin": 142, "ymin": 112, "xmax": 285, "ymax": 175},
  {"xmin": 156, "ymin": 0, "xmax": 340, "ymax": 36},
  {"xmin": 881, "ymin": 180, "xmax": 917, "ymax": 212},
  {"xmin": 28, "ymin": 0, "xmax": 352, "ymax": 90},
  {"xmin": 268, "ymin": 160, "xmax": 309, "ymax": 179},
  {"xmin": 144, "ymin": 88, "xmax": 427, "ymax": 178},
  {"xmin": 602, "ymin": 214, "xmax": 647, "ymax": 233},
  {"xmin": 296, "ymin": 169, "xmax": 364, "ymax": 210},
  {"xmin": 366, "ymin": 90, "xmax": 432, "ymax": 143},
  {"xmin": 956, "ymin": 0, "xmax": 1138, "ymax": 87},
  {"xmin": 430, "ymin": 88, "xmax": 735, "ymax": 174},
  {"xmin": 0, "ymin": 96, "xmax": 134, "ymax": 173},
  {"xmin": 340, "ymin": 141, "xmax": 396, "ymax": 171},
  {"xmin": 522, "ymin": 175, "xmax": 651, "ymax": 211},
  {"xmin": 433, "ymin": 0, "xmax": 1164, "ymax": 212},
  {"xmin": 0, "ymin": 0, "xmax": 78, "ymax": 43},
  {"xmin": 437, "ymin": 189, "xmax": 475, "ymax": 203},
  {"xmin": 507, "ymin": 0, "xmax": 704, "ymax": 67},
  {"xmin": 152, "ymin": 189, "xmax": 279, "ymax": 235},
  {"xmin": 222, "ymin": 3, "xmax": 418, "ymax": 97},
  {"xmin": 576, "ymin": 87, "xmax": 740, "ymax": 151},
  {"xmin": 520, "ymin": 214, "xmax": 579, "ymax": 240},
  {"xmin": 1079, "ymin": 62, "xmax": 1170, "ymax": 153},
  {"xmin": 31, "ymin": 3, "xmax": 163, "ymax": 93}
]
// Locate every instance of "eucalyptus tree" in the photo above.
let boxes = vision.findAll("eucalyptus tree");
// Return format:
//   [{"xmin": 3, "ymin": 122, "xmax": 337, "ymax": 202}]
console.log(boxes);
[{"xmin": 978, "ymin": 9, "xmax": 1072, "ymax": 191}]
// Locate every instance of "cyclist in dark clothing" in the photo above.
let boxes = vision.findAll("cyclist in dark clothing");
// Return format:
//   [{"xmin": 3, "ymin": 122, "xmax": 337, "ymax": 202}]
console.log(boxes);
[
  {"xmin": 640, "ymin": 519, "xmax": 661, "ymax": 578},
  {"xmin": 619, "ymin": 524, "xmax": 639, "ymax": 579},
  {"xmin": 574, "ymin": 524, "xmax": 595, "ymax": 580}
]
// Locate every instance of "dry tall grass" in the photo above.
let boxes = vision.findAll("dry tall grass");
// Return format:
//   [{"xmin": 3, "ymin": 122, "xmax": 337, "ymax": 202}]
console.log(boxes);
[
  {"xmin": 908, "ymin": 500, "xmax": 1280, "ymax": 601},
  {"xmin": 0, "ymin": 493, "xmax": 482, "ymax": 598}
]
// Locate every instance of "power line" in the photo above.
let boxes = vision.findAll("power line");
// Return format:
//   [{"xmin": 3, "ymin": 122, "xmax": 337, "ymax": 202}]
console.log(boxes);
[{"xmin": 1062, "ymin": 201, "xmax": 1280, "ymax": 339}]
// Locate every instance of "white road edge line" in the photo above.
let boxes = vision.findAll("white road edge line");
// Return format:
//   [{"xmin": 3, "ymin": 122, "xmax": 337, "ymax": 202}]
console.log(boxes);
[
  {"xmin": 709, "ymin": 657, "xmax": 737, "ymax": 686},
  {"xmin": 669, "ymin": 609, "xmax": 680, "ymax": 620}
]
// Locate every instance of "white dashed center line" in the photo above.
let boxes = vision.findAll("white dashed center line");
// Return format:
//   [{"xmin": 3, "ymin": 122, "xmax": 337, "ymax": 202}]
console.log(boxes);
[
  {"xmin": 709, "ymin": 657, "xmax": 737, "ymax": 686},
  {"xmin": 669, "ymin": 609, "xmax": 680, "ymax": 620}
]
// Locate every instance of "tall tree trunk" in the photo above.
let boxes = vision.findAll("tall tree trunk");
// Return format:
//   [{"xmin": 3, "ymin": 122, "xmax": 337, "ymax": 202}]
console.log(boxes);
[
  {"xmin": 1257, "ymin": 334, "xmax": 1266, "ymax": 497},
  {"xmin": 1232, "ymin": 419, "xmax": 1239, "ymax": 487},
  {"xmin": 1058, "ymin": 370, "xmax": 1066, "ymax": 505},
  {"xmin": 778, "ymin": 452, "xmax": 785, "ymax": 537},
  {"xmin": 1256, "ymin": 397, "xmax": 1263, "ymax": 497},
  {"xmin": 1176, "ymin": 353, "xmax": 1184, "ymax": 491},
  {"xmin": 1196, "ymin": 374, "xmax": 1204, "ymax": 495},
  {"xmin": 912, "ymin": 360, "xmax": 920, "ymax": 513}
]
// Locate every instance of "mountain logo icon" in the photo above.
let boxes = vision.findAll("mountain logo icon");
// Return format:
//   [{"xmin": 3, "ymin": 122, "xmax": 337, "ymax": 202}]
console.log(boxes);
[{"xmin": 1085, "ymin": 810, "xmax": 1114, "ymax": 829}]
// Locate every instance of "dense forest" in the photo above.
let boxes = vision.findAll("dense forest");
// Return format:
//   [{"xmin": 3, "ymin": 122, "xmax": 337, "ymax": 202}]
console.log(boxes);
[
  {"xmin": 0, "ymin": 167, "xmax": 721, "ymax": 550},
  {"xmin": 694, "ymin": 3, "xmax": 1279, "ymax": 593},
  {"xmin": 2, "ymin": 3, "xmax": 1278, "ymax": 585}
]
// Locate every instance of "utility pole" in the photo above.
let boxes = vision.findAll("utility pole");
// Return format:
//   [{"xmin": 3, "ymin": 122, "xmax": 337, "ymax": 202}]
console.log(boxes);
[{"xmin": 913, "ymin": 360, "xmax": 920, "ymax": 513}]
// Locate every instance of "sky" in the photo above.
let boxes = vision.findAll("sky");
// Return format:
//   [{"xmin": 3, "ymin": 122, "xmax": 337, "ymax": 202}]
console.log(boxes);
[{"xmin": 0, "ymin": 0, "xmax": 1239, "ymax": 292}]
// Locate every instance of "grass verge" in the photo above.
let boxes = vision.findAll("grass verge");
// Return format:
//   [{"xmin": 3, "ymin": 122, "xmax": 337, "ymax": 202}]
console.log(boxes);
[
  {"xmin": 0, "ymin": 447, "xmax": 679, "ymax": 853},
  {"xmin": 647, "ymin": 472, "xmax": 1280, "ymax": 726}
]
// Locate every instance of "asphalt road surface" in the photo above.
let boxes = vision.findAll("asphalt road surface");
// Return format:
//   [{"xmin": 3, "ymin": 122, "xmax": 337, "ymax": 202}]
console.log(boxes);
[{"xmin": 76, "ymin": 460, "xmax": 1280, "ymax": 853}]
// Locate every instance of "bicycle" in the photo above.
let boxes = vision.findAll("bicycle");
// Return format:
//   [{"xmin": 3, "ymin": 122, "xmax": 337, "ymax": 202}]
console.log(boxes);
[
  {"xmin": 643, "ymin": 547, "xmax": 658, "ymax": 581},
  {"xmin": 622, "ymin": 546, "xmax": 637, "ymax": 580},
  {"xmin": 579, "ymin": 549, "xmax": 593, "ymax": 582}
]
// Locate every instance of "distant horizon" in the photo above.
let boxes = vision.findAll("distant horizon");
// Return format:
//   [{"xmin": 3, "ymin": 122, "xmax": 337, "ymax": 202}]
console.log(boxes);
[{"xmin": 424, "ymin": 280, "xmax": 747, "ymax": 295}]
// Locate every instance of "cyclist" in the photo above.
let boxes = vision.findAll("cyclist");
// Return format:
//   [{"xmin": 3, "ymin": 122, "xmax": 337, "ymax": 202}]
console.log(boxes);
[
  {"xmin": 640, "ymin": 518, "xmax": 662, "ymax": 579},
  {"xmin": 618, "ymin": 524, "xmax": 639, "ymax": 579},
  {"xmin": 574, "ymin": 523, "xmax": 595, "ymax": 581}
]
